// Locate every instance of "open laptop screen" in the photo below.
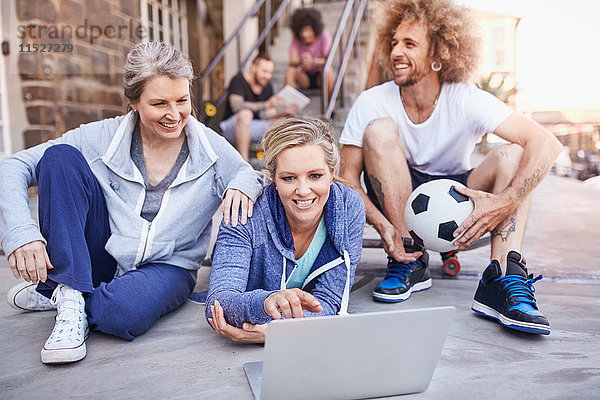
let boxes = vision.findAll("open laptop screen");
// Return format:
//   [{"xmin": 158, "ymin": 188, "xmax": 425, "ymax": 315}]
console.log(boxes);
[{"xmin": 245, "ymin": 306, "xmax": 455, "ymax": 400}]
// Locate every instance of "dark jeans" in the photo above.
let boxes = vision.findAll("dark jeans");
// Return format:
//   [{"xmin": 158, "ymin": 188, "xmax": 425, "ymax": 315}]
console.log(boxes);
[
  {"xmin": 363, "ymin": 165, "xmax": 473, "ymax": 214},
  {"xmin": 35, "ymin": 144, "xmax": 194, "ymax": 340}
]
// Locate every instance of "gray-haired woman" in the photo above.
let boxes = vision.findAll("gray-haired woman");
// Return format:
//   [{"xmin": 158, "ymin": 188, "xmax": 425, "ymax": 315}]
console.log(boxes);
[{"xmin": 0, "ymin": 42, "xmax": 265, "ymax": 364}]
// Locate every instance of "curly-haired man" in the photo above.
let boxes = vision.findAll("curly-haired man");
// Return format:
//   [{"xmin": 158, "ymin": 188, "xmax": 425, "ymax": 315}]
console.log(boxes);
[{"xmin": 340, "ymin": 0, "xmax": 562, "ymax": 335}]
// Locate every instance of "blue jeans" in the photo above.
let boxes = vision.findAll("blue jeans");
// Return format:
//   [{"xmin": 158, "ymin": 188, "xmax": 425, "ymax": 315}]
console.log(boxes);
[
  {"xmin": 35, "ymin": 145, "xmax": 195, "ymax": 341},
  {"xmin": 218, "ymin": 114, "xmax": 271, "ymax": 144},
  {"xmin": 364, "ymin": 166, "xmax": 473, "ymax": 214}
]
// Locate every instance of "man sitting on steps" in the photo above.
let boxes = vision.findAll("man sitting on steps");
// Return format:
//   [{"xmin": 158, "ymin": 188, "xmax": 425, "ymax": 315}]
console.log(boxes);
[{"xmin": 220, "ymin": 54, "xmax": 298, "ymax": 161}]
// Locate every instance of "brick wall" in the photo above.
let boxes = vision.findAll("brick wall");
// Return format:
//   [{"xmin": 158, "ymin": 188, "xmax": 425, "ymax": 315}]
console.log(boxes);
[
  {"xmin": 14, "ymin": 0, "xmax": 230, "ymax": 148},
  {"xmin": 16, "ymin": 0, "xmax": 139, "ymax": 148}
]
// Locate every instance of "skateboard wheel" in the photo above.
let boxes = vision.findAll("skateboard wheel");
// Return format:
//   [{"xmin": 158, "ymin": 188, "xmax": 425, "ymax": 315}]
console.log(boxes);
[{"xmin": 443, "ymin": 257, "xmax": 461, "ymax": 276}]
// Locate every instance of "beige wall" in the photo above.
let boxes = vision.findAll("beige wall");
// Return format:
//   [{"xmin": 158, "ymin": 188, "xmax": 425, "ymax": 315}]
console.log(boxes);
[
  {"xmin": 223, "ymin": 0, "xmax": 259, "ymax": 82},
  {"xmin": 1, "ymin": 0, "xmax": 27, "ymax": 155},
  {"xmin": 471, "ymin": 9, "xmax": 520, "ymax": 108}
]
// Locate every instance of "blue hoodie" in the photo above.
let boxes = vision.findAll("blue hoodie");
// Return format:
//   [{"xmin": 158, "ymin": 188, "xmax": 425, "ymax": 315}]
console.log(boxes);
[{"xmin": 206, "ymin": 181, "xmax": 366, "ymax": 327}]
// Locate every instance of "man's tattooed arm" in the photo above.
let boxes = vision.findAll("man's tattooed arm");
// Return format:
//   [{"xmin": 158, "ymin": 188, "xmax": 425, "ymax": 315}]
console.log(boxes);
[{"xmin": 508, "ymin": 157, "xmax": 551, "ymax": 200}]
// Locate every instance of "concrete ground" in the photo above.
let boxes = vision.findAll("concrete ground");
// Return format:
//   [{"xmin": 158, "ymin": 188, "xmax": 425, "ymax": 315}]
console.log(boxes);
[{"xmin": 1, "ymin": 173, "xmax": 599, "ymax": 399}]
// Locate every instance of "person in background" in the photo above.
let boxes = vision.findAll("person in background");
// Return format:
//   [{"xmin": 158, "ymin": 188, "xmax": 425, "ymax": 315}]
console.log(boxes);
[
  {"xmin": 220, "ymin": 54, "xmax": 298, "ymax": 161},
  {"xmin": 285, "ymin": 7, "xmax": 334, "ymax": 98},
  {"xmin": 339, "ymin": 0, "xmax": 562, "ymax": 335},
  {"xmin": 2, "ymin": 42, "xmax": 265, "ymax": 364},
  {"xmin": 206, "ymin": 116, "xmax": 365, "ymax": 343}
]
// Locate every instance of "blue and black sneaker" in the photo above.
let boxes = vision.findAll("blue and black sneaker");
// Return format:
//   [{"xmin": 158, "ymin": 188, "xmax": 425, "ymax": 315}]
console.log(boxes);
[
  {"xmin": 472, "ymin": 251, "xmax": 550, "ymax": 335},
  {"xmin": 373, "ymin": 238, "xmax": 431, "ymax": 302}
]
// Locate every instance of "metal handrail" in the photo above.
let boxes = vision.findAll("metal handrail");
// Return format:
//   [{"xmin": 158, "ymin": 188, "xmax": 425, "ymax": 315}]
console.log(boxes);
[
  {"xmin": 321, "ymin": 0, "xmax": 369, "ymax": 119},
  {"xmin": 198, "ymin": 0, "xmax": 292, "ymax": 114},
  {"xmin": 199, "ymin": 0, "xmax": 266, "ymax": 85},
  {"xmin": 321, "ymin": 0, "xmax": 354, "ymax": 115},
  {"xmin": 241, "ymin": 0, "xmax": 292, "ymax": 71}
]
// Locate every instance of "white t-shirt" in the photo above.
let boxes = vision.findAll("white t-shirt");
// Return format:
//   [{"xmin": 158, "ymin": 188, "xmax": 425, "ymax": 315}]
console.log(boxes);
[{"xmin": 340, "ymin": 81, "xmax": 513, "ymax": 175}]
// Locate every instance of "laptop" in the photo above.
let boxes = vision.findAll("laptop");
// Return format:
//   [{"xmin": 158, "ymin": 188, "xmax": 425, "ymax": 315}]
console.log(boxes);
[{"xmin": 243, "ymin": 306, "xmax": 455, "ymax": 400}]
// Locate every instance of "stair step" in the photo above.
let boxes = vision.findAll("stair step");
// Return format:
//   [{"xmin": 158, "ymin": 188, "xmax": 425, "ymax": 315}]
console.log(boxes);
[{"xmin": 265, "ymin": 0, "xmax": 375, "ymax": 125}]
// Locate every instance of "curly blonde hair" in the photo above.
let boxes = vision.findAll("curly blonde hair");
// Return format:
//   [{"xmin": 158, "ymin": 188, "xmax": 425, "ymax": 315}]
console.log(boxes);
[{"xmin": 374, "ymin": 0, "xmax": 481, "ymax": 83}]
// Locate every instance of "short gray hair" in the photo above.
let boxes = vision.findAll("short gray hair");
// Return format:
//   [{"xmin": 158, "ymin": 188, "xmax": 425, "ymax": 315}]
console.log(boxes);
[
  {"xmin": 123, "ymin": 42, "xmax": 194, "ymax": 105},
  {"xmin": 261, "ymin": 116, "xmax": 340, "ymax": 177}
]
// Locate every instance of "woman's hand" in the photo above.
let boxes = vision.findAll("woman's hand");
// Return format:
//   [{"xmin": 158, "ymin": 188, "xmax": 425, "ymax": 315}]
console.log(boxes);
[
  {"xmin": 263, "ymin": 288, "xmax": 322, "ymax": 319},
  {"xmin": 208, "ymin": 300, "xmax": 267, "ymax": 343},
  {"xmin": 222, "ymin": 189, "xmax": 254, "ymax": 227},
  {"xmin": 8, "ymin": 241, "xmax": 54, "ymax": 283}
]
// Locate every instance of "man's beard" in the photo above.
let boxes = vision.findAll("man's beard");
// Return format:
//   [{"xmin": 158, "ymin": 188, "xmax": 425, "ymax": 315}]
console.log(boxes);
[
  {"xmin": 392, "ymin": 63, "xmax": 429, "ymax": 87},
  {"xmin": 253, "ymin": 75, "xmax": 267, "ymax": 87}
]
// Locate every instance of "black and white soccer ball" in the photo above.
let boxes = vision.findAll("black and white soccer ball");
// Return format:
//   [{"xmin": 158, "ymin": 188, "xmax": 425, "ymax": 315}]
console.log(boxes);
[{"xmin": 404, "ymin": 179, "xmax": 474, "ymax": 253}]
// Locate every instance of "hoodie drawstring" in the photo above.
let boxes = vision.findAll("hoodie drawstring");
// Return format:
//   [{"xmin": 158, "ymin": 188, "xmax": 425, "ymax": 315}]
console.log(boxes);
[
  {"xmin": 338, "ymin": 250, "xmax": 351, "ymax": 315},
  {"xmin": 280, "ymin": 256, "xmax": 287, "ymax": 290},
  {"xmin": 291, "ymin": 249, "xmax": 351, "ymax": 316}
]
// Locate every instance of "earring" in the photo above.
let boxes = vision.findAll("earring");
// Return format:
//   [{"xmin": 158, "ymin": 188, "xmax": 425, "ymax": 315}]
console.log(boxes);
[{"xmin": 431, "ymin": 61, "xmax": 442, "ymax": 72}]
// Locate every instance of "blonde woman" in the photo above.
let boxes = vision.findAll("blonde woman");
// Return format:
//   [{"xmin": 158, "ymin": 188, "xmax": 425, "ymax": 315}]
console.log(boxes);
[{"xmin": 206, "ymin": 116, "xmax": 365, "ymax": 343}]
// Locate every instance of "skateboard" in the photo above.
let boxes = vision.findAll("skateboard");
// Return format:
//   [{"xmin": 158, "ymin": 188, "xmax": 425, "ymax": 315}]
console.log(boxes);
[{"xmin": 362, "ymin": 235, "xmax": 491, "ymax": 277}]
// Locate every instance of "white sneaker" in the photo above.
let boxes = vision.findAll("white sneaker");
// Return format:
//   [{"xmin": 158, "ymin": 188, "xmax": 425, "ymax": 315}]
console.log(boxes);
[
  {"xmin": 6, "ymin": 281, "xmax": 56, "ymax": 311},
  {"xmin": 41, "ymin": 284, "xmax": 89, "ymax": 364}
]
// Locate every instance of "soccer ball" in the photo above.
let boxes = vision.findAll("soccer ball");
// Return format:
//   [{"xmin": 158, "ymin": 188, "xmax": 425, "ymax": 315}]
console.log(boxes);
[{"xmin": 404, "ymin": 179, "xmax": 474, "ymax": 253}]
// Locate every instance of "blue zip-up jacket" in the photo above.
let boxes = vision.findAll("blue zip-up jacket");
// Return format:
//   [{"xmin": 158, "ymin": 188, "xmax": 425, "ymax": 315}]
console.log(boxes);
[
  {"xmin": 0, "ymin": 112, "xmax": 266, "ymax": 277},
  {"xmin": 206, "ymin": 181, "xmax": 366, "ymax": 327}
]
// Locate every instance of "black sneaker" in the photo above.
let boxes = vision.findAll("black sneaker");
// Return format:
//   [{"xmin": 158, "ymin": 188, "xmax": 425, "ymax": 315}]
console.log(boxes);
[
  {"xmin": 472, "ymin": 251, "xmax": 550, "ymax": 335},
  {"xmin": 373, "ymin": 239, "xmax": 431, "ymax": 302}
]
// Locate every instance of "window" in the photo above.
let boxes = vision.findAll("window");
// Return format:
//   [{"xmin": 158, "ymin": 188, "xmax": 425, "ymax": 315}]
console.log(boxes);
[
  {"xmin": 492, "ymin": 26, "xmax": 505, "ymax": 66},
  {"xmin": 140, "ymin": 0, "xmax": 189, "ymax": 55}
]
